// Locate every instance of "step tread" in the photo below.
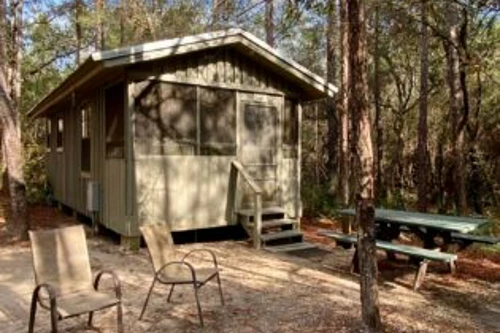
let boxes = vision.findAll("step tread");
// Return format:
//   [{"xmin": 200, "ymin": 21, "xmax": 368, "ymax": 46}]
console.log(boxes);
[
  {"xmin": 248, "ymin": 219, "xmax": 297, "ymax": 229},
  {"xmin": 237, "ymin": 206, "xmax": 286, "ymax": 217},
  {"xmin": 265, "ymin": 242, "xmax": 318, "ymax": 253},
  {"xmin": 260, "ymin": 230, "xmax": 303, "ymax": 242}
]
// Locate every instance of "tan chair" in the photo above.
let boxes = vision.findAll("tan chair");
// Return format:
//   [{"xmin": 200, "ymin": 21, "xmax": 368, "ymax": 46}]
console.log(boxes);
[
  {"xmin": 139, "ymin": 223, "xmax": 224, "ymax": 327},
  {"xmin": 28, "ymin": 225, "xmax": 123, "ymax": 333}
]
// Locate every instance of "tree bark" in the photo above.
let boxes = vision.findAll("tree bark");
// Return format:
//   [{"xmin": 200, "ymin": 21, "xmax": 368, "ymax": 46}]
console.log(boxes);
[
  {"xmin": 348, "ymin": 0, "xmax": 381, "ymax": 330},
  {"xmin": 444, "ymin": 4, "xmax": 467, "ymax": 215},
  {"xmin": 326, "ymin": 0, "xmax": 338, "ymax": 195},
  {"xmin": 0, "ymin": 0, "xmax": 28, "ymax": 240},
  {"xmin": 373, "ymin": 2, "xmax": 383, "ymax": 205},
  {"xmin": 337, "ymin": 0, "xmax": 350, "ymax": 207},
  {"xmin": 417, "ymin": 0, "xmax": 429, "ymax": 212},
  {"xmin": 95, "ymin": 0, "xmax": 105, "ymax": 50},
  {"xmin": 265, "ymin": 0, "xmax": 274, "ymax": 47},
  {"xmin": 75, "ymin": 0, "xmax": 82, "ymax": 65}
]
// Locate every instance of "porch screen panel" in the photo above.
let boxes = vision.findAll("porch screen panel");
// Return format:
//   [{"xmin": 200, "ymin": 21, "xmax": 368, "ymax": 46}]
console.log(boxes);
[
  {"xmin": 135, "ymin": 82, "xmax": 197, "ymax": 155},
  {"xmin": 105, "ymin": 83, "xmax": 125, "ymax": 158},
  {"xmin": 199, "ymin": 87, "xmax": 236, "ymax": 155},
  {"xmin": 283, "ymin": 99, "xmax": 298, "ymax": 158}
]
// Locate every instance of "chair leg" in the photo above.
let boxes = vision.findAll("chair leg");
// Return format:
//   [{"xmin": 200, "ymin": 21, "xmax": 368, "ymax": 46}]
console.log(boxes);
[
  {"xmin": 49, "ymin": 301, "xmax": 58, "ymax": 333},
  {"xmin": 116, "ymin": 302, "xmax": 124, "ymax": 333},
  {"xmin": 167, "ymin": 284, "xmax": 176, "ymax": 303},
  {"xmin": 193, "ymin": 284, "xmax": 204, "ymax": 327},
  {"xmin": 88, "ymin": 311, "xmax": 94, "ymax": 327},
  {"xmin": 216, "ymin": 273, "xmax": 224, "ymax": 305},
  {"xmin": 28, "ymin": 291, "xmax": 38, "ymax": 333},
  {"xmin": 139, "ymin": 278, "xmax": 157, "ymax": 320}
]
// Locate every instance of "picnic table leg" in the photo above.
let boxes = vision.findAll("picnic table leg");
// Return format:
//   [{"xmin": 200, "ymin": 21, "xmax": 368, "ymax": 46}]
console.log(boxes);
[
  {"xmin": 377, "ymin": 222, "xmax": 400, "ymax": 261},
  {"xmin": 449, "ymin": 259, "xmax": 457, "ymax": 274},
  {"xmin": 422, "ymin": 229, "xmax": 438, "ymax": 249},
  {"xmin": 350, "ymin": 248, "xmax": 360, "ymax": 274},
  {"xmin": 413, "ymin": 259, "xmax": 429, "ymax": 290}
]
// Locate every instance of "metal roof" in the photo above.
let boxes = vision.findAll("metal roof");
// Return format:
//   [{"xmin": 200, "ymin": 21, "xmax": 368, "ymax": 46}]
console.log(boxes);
[{"xmin": 29, "ymin": 28, "xmax": 337, "ymax": 118}]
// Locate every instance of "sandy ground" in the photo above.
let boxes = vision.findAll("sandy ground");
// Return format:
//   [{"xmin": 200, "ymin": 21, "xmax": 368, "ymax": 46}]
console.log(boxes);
[{"xmin": 1, "ymin": 207, "xmax": 500, "ymax": 332}]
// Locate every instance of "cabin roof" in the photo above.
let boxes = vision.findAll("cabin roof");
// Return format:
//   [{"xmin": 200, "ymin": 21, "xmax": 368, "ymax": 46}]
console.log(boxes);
[{"xmin": 29, "ymin": 29, "xmax": 337, "ymax": 118}]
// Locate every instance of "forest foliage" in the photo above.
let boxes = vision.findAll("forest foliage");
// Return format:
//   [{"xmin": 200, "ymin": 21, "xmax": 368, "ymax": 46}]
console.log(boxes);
[{"xmin": 5, "ymin": 0, "xmax": 500, "ymax": 216}]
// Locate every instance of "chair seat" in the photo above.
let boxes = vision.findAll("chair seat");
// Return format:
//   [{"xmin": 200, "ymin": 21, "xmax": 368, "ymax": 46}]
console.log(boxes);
[
  {"xmin": 159, "ymin": 267, "xmax": 219, "ymax": 285},
  {"xmin": 51, "ymin": 290, "xmax": 120, "ymax": 318}
]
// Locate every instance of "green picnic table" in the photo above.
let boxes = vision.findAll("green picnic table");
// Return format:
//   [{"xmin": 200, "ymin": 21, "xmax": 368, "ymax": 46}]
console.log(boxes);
[{"xmin": 337, "ymin": 208, "xmax": 490, "ymax": 249}]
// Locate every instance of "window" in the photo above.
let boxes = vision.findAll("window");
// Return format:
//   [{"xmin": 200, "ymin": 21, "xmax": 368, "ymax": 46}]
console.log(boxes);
[
  {"xmin": 135, "ymin": 82, "xmax": 197, "ymax": 155},
  {"xmin": 56, "ymin": 116, "xmax": 63, "ymax": 151},
  {"xmin": 283, "ymin": 99, "xmax": 298, "ymax": 158},
  {"xmin": 46, "ymin": 118, "xmax": 51, "ymax": 151},
  {"xmin": 199, "ymin": 87, "xmax": 236, "ymax": 155},
  {"xmin": 81, "ymin": 105, "xmax": 91, "ymax": 173},
  {"xmin": 105, "ymin": 83, "xmax": 125, "ymax": 158}
]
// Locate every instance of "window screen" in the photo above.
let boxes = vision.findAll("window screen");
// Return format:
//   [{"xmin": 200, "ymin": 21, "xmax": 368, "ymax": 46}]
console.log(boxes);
[
  {"xmin": 56, "ymin": 116, "xmax": 63, "ymax": 149},
  {"xmin": 105, "ymin": 83, "xmax": 125, "ymax": 158},
  {"xmin": 284, "ymin": 99, "xmax": 298, "ymax": 146},
  {"xmin": 283, "ymin": 99, "xmax": 298, "ymax": 158},
  {"xmin": 81, "ymin": 105, "xmax": 91, "ymax": 172},
  {"xmin": 199, "ymin": 87, "xmax": 236, "ymax": 155},
  {"xmin": 135, "ymin": 82, "xmax": 197, "ymax": 155}
]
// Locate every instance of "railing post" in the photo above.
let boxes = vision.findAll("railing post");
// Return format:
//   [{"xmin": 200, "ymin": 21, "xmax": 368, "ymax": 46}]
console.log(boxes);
[
  {"xmin": 253, "ymin": 193, "xmax": 262, "ymax": 250},
  {"xmin": 226, "ymin": 162, "xmax": 238, "ymax": 223}
]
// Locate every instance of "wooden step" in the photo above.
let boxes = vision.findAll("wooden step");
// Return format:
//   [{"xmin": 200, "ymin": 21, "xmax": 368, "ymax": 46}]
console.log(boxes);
[
  {"xmin": 237, "ymin": 206, "xmax": 285, "ymax": 217},
  {"xmin": 265, "ymin": 242, "xmax": 317, "ymax": 253},
  {"xmin": 248, "ymin": 219, "xmax": 297, "ymax": 229},
  {"xmin": 260, "ymin": 230, "xmax": 303, "ymax": 243}
]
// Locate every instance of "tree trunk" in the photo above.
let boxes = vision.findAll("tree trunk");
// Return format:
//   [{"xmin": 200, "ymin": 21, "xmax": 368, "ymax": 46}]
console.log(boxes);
[
  {"xmin": 337, "ymin": 0, "xmax": 350, "ymax": 207},
  {"xmin": 417, "ymin": 0, "xmax": 429, "ymax": 212},
  {"xmin": 119, "ymin": 0, "xmax": 125, "ymax": 46},
  {"xmin": 0, "ymin": 0, "xmax": 6, "ymax": 66},
  {"xmin": 348, "ymin": 0, "xmax": 381, "ymax": 330},
  {"xmin": 444, "ymin": 5, "xmax": 467, "ymax": 215},
  {"xmin": 0, "ymin": 0, "xmax": 28, "ymax": 240},
  {"xmin": 326, "ymin": 0, "xmax": 338, "ymax": 195},
  {"xmin": 95, "ymin": 0, "xmax": 105, "ymax": 50},
  {"xmin": 265, "ymin": 0, "xmax": 274, "ymax": 47},
  {"xmin": 75, "ymin": 0, "xmax": 82, "ymax": 65},
  {"xmin": 373, "ymin": 2, "xmax": 383, "ymax": 205}
]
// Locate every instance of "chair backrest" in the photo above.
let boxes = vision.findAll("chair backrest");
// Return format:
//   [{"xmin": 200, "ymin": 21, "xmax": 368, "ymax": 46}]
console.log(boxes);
[
  {"xmin": 29, "ymin": 225, "xmax": 93, "ymax": 295},
  {"xmin": 140, "ymin": 223, "xmax": 176, "ymax": 273}
]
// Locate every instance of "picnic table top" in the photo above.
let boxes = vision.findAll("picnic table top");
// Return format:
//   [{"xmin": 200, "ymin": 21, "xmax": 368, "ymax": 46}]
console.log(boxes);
[{"xmin": 337, "ymin": 208, "xmax": 488, "ymax": 234}]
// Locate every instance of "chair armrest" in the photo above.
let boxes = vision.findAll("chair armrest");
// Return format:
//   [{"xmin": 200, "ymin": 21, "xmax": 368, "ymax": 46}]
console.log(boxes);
[
  {"xmin": 94, "ymin": 270, "xmax": 122, "ymax": 300},
  {"xmin": 157, "ymin": 261, "xmax": 197, "ymax": 282},
  {"xmin": 182, "ymin": 249, "xmax": 219, "ymax": 269},
  {"xmin": 32, "ymin": 283, "xmax": 57, "ymax": 310}
]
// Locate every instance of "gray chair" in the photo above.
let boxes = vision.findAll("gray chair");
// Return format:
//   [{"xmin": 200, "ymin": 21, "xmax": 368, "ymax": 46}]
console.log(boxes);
[
  {"xmin": 139, "ymin": 223, "xmax": 224, "ymax": 327},
  {"xmin": 28, "ymin": 225, "xmax": 123, "ymax": 333}
]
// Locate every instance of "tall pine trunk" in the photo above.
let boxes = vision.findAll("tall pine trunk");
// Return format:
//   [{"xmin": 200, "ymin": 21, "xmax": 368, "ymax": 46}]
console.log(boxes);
[
  {"xmin": 444, "ymin": 4, "xmax": 467, "ymax": 215},
  {"xmin": 265, "ymin": 0, "xmax": 274, "ymax": 47},
  {"xmin": 373, "ymin": 2, "xmax": 383, "ymax": 204},
  {"xmin": 348, "ymin": 0, "xmax": 381, "ymax": 330},
  {"xmin": 417, "ymin": 0, "xmax": 429, "ymax": 212},
  {"xmin": 326, "ymin": 0, "xmax": 338, "ymax": 195},
  {"xmin": 95, "ymin": 0, "xmax": 105, "ymax": 50},
  {"xmin": 75, "ymin": 0, "xmax": 82, "ymax": 65},
  {"xmin": 337, "ymin": 0, "xmax": 350, "ymax": 207},
  {"xmin": 0, "ymin": 0, "xmax": 28, "ymax": 240}
]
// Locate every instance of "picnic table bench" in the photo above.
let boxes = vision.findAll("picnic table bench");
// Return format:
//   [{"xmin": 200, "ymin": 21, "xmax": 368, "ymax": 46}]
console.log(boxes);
[
  {"xmin": 337, "ymin": 209, "xmax": 492, "ymax": 250},
  {"xmin": 318, "ymin": 230, "xmax": 458, "ymax": 290}
]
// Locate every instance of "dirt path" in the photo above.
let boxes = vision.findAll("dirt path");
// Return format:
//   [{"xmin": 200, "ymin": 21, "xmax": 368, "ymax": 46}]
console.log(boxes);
[{"xmin": 1, "ymin": 205, "xmax": 499, "ymax": 332}]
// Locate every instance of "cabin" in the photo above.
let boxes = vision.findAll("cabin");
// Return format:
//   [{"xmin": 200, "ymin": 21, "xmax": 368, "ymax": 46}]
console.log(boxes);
[{"xmin": 29, "ymin": 29, "xmax": 337, "ymax": 251}]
